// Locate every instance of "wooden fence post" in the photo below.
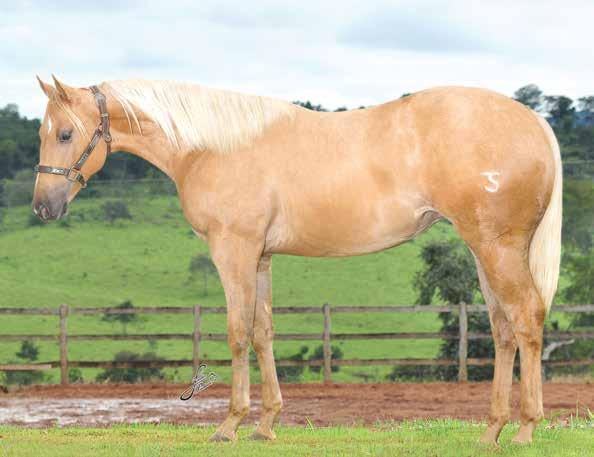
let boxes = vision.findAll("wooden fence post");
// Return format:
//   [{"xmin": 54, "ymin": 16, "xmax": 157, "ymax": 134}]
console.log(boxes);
[
  {"xmin": 59, "ymin": 304, "xmax": 69, "ymax": 385},
  {"xmin": 193, "ymin": 304, "xmax": 201, "ymax": 372},
  {"xmin": 458, "ymin": 302, "xmax": 468, "ymax": 382},
  {"xmin": 322, "ymin": 303, "xmax": 332, "ymax": 383}
]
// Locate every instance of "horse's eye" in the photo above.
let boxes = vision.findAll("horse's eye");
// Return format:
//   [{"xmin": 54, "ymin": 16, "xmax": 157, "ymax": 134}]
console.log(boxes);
[{"xmin": 58, "ymin": 129, "xmax": 73, "ymax": 143}]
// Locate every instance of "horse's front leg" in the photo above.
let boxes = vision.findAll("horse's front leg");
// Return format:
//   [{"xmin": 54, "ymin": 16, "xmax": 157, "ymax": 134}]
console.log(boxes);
[
  {"xmin": 208, "ymin": 233, "xmax": 262, "ymax": 442},
  {"xmin": 250, "ymin": 255, "xmax": 283, "ymax": 440}
]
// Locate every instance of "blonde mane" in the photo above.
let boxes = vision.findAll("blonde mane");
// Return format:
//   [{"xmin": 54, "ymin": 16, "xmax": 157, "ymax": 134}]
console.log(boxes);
[{"xmin": 105, "ymin": 79, "xmax": 295, "ymax": 154}]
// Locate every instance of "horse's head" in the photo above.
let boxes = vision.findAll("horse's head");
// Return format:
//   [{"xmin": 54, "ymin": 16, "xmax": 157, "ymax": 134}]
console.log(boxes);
[{"xmin": 33, "ymin": 76, "xmax": 110, "ymax": 221}]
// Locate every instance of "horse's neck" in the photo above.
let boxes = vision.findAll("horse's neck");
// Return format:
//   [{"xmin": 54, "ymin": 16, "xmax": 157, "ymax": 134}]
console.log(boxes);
[{"xmin": 110, "ymin": 123, "xmax": 193, "ymax": 182}]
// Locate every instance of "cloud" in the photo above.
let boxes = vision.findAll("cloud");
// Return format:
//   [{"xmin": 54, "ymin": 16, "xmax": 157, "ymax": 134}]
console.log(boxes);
[
  {"xmin": 205, "ymin": 3, "xmax": 299, "ymax": 29},
  {"xmin": 0, "ymin": 0, "xmax": 139, "ymax": 12},
  {"xmin": 339, "ymin": 6, "xmax": 490, "ymax": 54},
  {"xmin": 119, "ymin": 50, "xmax": 181, "ymax": 70},
  {"xmin": 0, "ymin": 0, "xmax": 592, "ymax": 120}
]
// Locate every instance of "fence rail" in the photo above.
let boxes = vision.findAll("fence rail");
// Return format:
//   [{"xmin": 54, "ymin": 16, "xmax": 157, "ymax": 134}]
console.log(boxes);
[{"xmin": 1, "ymin": 303, "xmax": 593, "ymax": 384}]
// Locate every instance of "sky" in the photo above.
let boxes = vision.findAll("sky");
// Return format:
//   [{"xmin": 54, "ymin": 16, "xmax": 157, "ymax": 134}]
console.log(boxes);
[{"xmin": 1, "ymin": 0, "xmax": 593, "ymax": 119}]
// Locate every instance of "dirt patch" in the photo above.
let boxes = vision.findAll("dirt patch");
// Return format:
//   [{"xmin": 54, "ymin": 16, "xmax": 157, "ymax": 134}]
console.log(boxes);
[{"xmin": 1, "ymin": 382, "xmax": 592, "ymax": 427}]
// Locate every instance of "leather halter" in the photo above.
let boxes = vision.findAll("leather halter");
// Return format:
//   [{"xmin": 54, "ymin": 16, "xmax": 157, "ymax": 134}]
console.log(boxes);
[{"xmin": 34, "ymin": 85, "xmax": 112, "ymax": 188}]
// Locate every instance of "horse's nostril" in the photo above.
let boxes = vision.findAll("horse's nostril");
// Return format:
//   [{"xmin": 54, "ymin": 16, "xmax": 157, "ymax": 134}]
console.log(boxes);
[{"xmin": 39, "ymin": 205, "xmax": 50, "ymax": 221}]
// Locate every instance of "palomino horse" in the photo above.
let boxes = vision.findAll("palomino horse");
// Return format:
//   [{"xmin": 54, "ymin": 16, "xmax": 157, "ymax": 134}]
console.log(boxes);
[{"xmin": 32, "ymin": 76, "xmax": 561, "ymax": 444}]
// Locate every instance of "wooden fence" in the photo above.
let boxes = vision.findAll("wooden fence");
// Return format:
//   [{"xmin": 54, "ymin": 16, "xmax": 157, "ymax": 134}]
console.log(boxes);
[{"xmin": 1, "ymin": 304, "xmax": 593, "ymax": 384}]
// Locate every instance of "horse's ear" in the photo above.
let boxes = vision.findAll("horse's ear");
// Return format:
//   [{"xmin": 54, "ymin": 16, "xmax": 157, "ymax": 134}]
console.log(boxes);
[
  {"xmin": 36, "ymin": 75, "xmax": 55, "ymax": 99},
  {"xmin": 51, "ymin": 74, "xmax": 74, "ymax": 102}
]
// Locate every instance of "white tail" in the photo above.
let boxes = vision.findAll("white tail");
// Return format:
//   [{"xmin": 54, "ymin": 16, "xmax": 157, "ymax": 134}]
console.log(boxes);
[{"xmin": 530, "ymin": 114, "xmax": 563, "ymax": 315}]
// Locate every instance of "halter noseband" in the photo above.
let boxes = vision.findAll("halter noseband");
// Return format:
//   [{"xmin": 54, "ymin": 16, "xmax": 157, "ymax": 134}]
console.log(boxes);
[{"xmin": 34, "ymin": 85, "xmax": 112, "ymax": 188}]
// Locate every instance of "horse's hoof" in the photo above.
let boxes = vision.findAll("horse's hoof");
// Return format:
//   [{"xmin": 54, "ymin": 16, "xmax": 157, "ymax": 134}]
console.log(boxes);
[
  {"xmin": 479, "ymin": 427, "xmax": 501, "ymax": 445},
  {"xmin": 511, "ymin": 435, "xmax": 533, "ymax": 445},
  {"xmin": 478, "ymin": 435, "xmax": 498, "ymax": 446},
  {"xmin": 250, "ymin": 429, "xmax": 276, "ymax": 441},
  {"xmin": 209, "ymin": 430, "xmax": 236, "ymax": 442},
  {"xmin": 512, "ymin": 423, "xmax": 535, "ymax": 444}
]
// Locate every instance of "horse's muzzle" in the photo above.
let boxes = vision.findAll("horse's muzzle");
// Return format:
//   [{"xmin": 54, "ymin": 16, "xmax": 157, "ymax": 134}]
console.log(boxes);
[{"xmin": 33, "ymin": 200, "xmax": 68, "ymax": 221}]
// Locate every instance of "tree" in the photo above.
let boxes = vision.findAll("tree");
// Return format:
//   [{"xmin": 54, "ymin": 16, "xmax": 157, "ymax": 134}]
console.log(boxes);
[
  {"xmin": 513, "ymin": 84, "xmax": 543, "ymax": 111},
  {"xmin": 577, "ymin": 96, "xmax": 594, "ymax": 112},
  {"xmin": 563, "ymin": 252, "xmax": 593, "ymax": 305},
  {"xmin": 0, "ymin": 104, "xmax": 41, "ymax": 180},
  {"xmin": 2, "ymin": 169, "xmax": 34, "ymax": 206},
  {"xmin": 293, "ymin": 101, "xmax": 327, "ymax": 112},
  {"xmin": 544, "ymin": 95, "xmax": 575, "ymax": 134},
  {"xmin": 562, "ymin": 180, "xmax": 594, "ymax": 253},
  {"xmin": 102, "ymin": 300, "xmax": 138, "ymax": 335},
  {"xmin": 189, "ymin": 254, "xmax": 218, "ymax": 296},
  {"xmin": 548, "ymin": 251, "xmax": 594, "ymax": 377}
]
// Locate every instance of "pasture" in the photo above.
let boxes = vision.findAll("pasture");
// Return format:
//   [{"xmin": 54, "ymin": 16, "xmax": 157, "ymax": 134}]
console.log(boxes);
[
  {"xmin": 0, "ymin": 194, "xmax": 581, "ymax": 383},
  {"xmin": 0, "ymin": 194, "xmax": 457, "ymax": 383},
  {"xmin": 1, "ymin": 420, "xmax": 592, "ymax": 457}
]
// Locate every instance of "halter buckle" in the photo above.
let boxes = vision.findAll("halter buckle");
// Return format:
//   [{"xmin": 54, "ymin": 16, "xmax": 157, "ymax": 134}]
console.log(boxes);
[{"xmin": 66, "ymin": 168, "xmax": 86, "ymax": 187}]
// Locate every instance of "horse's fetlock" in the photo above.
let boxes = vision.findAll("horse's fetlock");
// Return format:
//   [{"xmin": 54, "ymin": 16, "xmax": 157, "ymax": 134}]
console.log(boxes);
[{"xmin": 231, "ymin": 403, "xmax": 250, "ymax": 418}]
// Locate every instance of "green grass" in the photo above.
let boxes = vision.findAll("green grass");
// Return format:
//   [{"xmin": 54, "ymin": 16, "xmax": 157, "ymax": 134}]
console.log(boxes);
[
  {"xmin": 0, "ymin": 195, "xmax": 580, "ymax": 383},
  {"xmin": 0, "ymin": 420, "xmax": 592, "ymax": 457}
]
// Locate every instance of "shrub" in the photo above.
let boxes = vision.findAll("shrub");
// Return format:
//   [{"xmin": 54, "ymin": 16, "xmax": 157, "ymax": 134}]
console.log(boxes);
[
  {"xmin": 1, "ymin": 169, "xmax": 34, "ymax": 206},
  {"xmin": 387, "ymin": 365, "xmax": 437, "ymax": 382},
  {"xmin": 101, "ymin": 200, "xmax": 132, "ymax": 224},
  {"xmin": 95, "ymin": 351, "xmax": 165, "ymax": 383},
  {"xmin": 277, "ymin": 346, "xmax": 309, "ymax": 382},
  {"xmin": 68, "ymin": 368, "xmax": 83, "ymax": 383},
  {"xmin": 5, "ymin": 340, "xmax": 44, "ymax": 386},
  {"xmin": 308, "ymin": 344, "xmax": 344, "ymax": 374}
]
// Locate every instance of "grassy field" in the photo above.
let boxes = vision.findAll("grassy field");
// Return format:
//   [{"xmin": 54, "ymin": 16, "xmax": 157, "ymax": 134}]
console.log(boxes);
[
  {"xmin": 0, "ymin": 420, "xmax": 592, "ymax": 457},
  {"xmin": 0, "ymin": 194, "xmax": 577, "ymax": 383}
]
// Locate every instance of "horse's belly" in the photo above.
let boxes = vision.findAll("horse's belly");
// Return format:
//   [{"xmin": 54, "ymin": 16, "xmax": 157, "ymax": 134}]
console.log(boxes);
[{"xmin": 268, "ymin": 197, "xmax": 441, "ymax": 257}]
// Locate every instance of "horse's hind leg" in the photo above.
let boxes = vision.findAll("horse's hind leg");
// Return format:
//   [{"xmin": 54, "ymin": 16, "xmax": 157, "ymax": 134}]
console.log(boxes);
[
  {"xmin": 472, "ymin": 236, "xmax": 545, "ymax": 444},
  {"xmin": 474, "ymin": 258, "xmax": 517, "ymax": 444}
]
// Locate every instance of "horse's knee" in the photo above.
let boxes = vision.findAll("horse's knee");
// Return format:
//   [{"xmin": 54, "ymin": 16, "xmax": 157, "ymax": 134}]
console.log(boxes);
[
  {"xmin": 228, "ymin": 331, "xmax": 250, "ymax": 357},
  {"xmin": 252, "ymin": 326, "xmax": 273, "ymax": 353}
]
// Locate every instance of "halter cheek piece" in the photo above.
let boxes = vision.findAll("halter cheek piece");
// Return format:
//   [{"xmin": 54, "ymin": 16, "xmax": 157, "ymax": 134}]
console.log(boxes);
[{"xmin": 34, "ymin": 85, "xmax": 111, "ymax": 188}]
